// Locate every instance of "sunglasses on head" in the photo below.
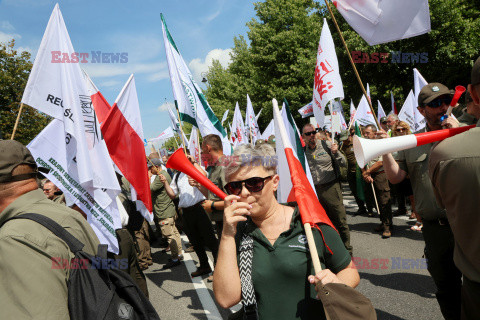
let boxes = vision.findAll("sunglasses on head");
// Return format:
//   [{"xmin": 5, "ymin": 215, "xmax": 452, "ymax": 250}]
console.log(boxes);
[
  {"xmin": 224, "ymin": 175, "xmax": 274, "ymax": 195},
  {"xmin": 396, "ymin": 127, "xmax": 406, "ymax": 132},
  {"xmin": 426, "ymin": 97, "xmax": 451, "ymax": 108}
]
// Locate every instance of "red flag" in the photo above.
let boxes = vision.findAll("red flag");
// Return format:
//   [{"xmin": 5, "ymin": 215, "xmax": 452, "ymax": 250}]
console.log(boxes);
[
  {"xmin": 101, "ymin": 104, "xmax": 153, "ymax": 213},
  {"xmin": 391, "ymin": 91, "xmax": 398, "ymax": 114}
]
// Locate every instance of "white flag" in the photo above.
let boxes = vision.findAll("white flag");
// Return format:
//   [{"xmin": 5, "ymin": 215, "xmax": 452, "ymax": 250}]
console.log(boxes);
[
  {"xmin": 255, "ymin": 108, "xmax": 263, "ymax": 121},
  {"xmin": 348, "ymin": 100, "xmax": 356, "ymax": 127},
  {"xmin": 377, "ymin": 100, "xmax": 386, "ymax": 120},
  {"xmin": 232, "ymin": 102, "xmax": 247, "ymax": 144},
  {"xmin": 398, "ymin": 90, "xmax": 417, "ymax": 131},
  {"xmin": 168, "ymin": 106, "xmax": 180, "ymax": 133},
  {"xmin": 413, "ymin": 68, "xmax": 428, "ymax": 103},
  {"xmin": 312, "ymin": 19, "xmax": 344, "ymax": 128},
  {"xmin": 299, "ymin": 101, "xmax": 314, "ymax": 118},
  {"xmin": 161, "ymin": 14, "xmax": 230, "ymax": 155},
  {"xmin": 330, "ymin": 100, "xmax": 347, "ymax": 130},
  {"xmin": 334, "ymin": 0, "xmax": 431, "ymax": 46},
  {"xmin": 188, "ymin": 128, "xmax": 200, "ymax": 163},
  {"xmin": 353, "ymin": 95, "xmax": 378, "ymax": 128},
  {"xmin": 260, "ymin": 119, "xmax": 275, "ymax": 141},
  {"xmin": 245, "ymin": 94, "xmax": 260, "ymax": 144},
  {"xmin": 150, "ymin": 126, "xmax": 175, "ymax": 143},
  {"xmin": 24, "ymin": 4, "xmax": 121, "ymax": 253},
  {"xmin": 221, "ymin": 109, "xmax": 229, "ymax": 125}
]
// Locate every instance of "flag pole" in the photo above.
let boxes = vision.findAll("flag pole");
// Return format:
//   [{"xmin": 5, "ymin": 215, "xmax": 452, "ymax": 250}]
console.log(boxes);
[
  {"xmin": 197, "ymin": 127, "xmax": 202, "ymax": 164},
  {"xmin": 174, "ymin": 102, "xmax": 187, "ymax": 153},
  {"xmin": 323, "ymin": 0, "xmax": 381, "ymax": 129},
  {"xmin": 10, "ymin": 103, "xmax": 24, "ymax": 140}
]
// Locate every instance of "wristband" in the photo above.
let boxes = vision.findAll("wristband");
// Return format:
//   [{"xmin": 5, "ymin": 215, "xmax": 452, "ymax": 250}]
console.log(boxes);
[{"xmin": 211, "ymin": 201, "xmax": 215, "ymax": 211}]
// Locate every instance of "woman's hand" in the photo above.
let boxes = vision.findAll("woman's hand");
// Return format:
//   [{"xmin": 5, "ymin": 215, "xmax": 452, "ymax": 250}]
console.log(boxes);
[
  {"xmin": 308, "ymin": 269, "xmax": 344, "ymax": 288},
  {"xmin": 223, "ymin": 195, "xmax": 252, "ymax": 238}
]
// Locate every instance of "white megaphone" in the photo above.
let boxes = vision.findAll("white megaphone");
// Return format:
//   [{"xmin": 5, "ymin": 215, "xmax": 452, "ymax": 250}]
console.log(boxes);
[{"xmin": 353, "ymin": 125, "xmax": 475, "ymax": 168}]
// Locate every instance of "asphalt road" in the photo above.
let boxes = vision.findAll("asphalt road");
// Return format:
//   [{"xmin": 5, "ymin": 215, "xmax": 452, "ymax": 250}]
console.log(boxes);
[{"xmin": 143, "ymin": 183, "xmax": 442, "ymax": 320}]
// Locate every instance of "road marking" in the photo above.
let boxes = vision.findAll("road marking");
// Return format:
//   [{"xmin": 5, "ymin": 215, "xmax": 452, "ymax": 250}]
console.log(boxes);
[{"xmin": 181, "ymin": 235, "xmax": 223, "ymax": 320}]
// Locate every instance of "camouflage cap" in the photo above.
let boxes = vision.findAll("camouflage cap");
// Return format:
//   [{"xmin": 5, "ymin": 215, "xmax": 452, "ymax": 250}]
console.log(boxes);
[
  {"xmin": 418, "ymin": 83, "xmax": 452, "ymax": 106},
  {"xmin": 0, "ymin": 140, "xmax": 38, "ymax": 183},
  {"xmin": 472, "ymin": 56, "xmax": 480, "ymax": 86}
]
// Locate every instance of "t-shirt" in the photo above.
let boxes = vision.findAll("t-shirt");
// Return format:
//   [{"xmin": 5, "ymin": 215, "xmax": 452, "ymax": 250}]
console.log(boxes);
[
  {"xmin": 170, "ymin": 172, "xmax": 206, "ymax": 208},
  {"xmin": 235, "ymin": 207, "xmax": 352, "ymax": 320},
  {"xmin": 206, "ymin": 158, "xmax": 227, "ymax": 221},
  {"xmin": 150, "ymin": 170, "xmax": 176, "ymax": 220}
]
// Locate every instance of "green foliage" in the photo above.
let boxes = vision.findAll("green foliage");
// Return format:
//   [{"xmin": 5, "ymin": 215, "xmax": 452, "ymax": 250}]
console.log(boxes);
[
  {"xmin": 0, "ymin": 40, "xmax": 51, "ymax": 143},
  {"xmin": 203, "ymin": 0, "xmax": 480, "ymax": 130}
]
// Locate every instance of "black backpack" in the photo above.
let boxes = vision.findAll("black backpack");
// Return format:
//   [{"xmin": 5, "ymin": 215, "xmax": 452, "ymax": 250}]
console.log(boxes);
[{"xmin": 2, "ymin": 213, "xmax": 160, "ymax": 320}]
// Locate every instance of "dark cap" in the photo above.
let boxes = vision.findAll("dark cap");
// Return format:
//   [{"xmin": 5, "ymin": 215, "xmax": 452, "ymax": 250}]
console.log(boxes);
[
  {"xmin": 380, "ymin": 116, "xmax": 387, "ymax": 124},
  {"xmin": 339, "ymin": 130, "xmax": 349, "ymax": 141},
  {"xmin": 472, "ymin": 56, "xmax": 480, "ymax": 86},
  {"xmin": 418, "ymin": 83, "xmax": 452, "ymax": 106},
  {"xmin": 0, "ymin": 140, "xmax": 38, "ymax": 183}
]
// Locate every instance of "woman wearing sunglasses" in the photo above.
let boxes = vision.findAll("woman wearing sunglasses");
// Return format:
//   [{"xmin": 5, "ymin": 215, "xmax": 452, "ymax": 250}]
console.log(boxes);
[{"xmin": 213, "ymin": 144, "xmax": 359, "ymax": 320}]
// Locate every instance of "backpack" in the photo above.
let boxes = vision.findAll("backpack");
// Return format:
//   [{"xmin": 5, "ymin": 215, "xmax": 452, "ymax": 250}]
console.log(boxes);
[{"xmin": 1, "ymin": 213, "xmax": 160, "ymax": 320}]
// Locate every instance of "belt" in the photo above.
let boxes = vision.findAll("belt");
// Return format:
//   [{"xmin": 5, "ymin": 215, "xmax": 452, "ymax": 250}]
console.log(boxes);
[{"xmin": 423, "ymin": 218, "xmax": 449, "ymax": 226}]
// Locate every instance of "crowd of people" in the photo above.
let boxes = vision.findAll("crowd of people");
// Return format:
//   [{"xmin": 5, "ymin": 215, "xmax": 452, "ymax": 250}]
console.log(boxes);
[{"xmin": 1, "ymin": 57, "xmax": 479, "ymax": 319}]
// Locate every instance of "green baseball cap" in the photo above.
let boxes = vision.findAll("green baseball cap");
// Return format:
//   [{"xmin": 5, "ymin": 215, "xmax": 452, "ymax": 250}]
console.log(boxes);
[
  {"xmin": 0, "ymin": 140, "xmax": 38, "ymax": 183},
  {"xmin": 472, "ymin": 56, "xmax": 480, "ymax": 86},
  {"xmin": 418, "ymin": 83, "xmax": 452, "ymax": 106}
]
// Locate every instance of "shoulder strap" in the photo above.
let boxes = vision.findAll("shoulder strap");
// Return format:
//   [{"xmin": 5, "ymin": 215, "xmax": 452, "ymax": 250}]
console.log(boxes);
[
  {"xmin": 1, "ymin": 213, "xmax": 85, "ymax": 253},
  {"xmin": 238, "ymin": 223, "xmax": 258, "ymax": 320}
]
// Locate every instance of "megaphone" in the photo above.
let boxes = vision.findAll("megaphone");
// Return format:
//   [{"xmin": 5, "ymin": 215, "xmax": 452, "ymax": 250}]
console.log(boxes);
[
  {"xmin": 166, "ymin": 148, "xmax": 227, "ymax": 200},
  {"xmin": 441, "ymin": 85, "xmax": 466, "ymax": 122},
  {"xmin": 354, "ymin": 125, "xmax": 475, "ymax": 168}
]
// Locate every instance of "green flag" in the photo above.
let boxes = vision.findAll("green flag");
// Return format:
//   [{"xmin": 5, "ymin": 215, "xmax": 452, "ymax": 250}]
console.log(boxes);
[{"xmin": 355, "ymin": 122, "xmax": 365, "ymax": 202}]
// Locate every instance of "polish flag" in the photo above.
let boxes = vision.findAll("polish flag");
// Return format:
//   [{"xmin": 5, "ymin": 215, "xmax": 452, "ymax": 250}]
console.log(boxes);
[
  {"xmin": 272, "ymin": 98, "xmax": 336, "ymax": 238},
  {"xmin": 390, "ymin": 91, "xmax": 398, "ymax": 114},
  {"xmin": 96, "ymin": 75, "xmax": 153, "ymax": 220}
]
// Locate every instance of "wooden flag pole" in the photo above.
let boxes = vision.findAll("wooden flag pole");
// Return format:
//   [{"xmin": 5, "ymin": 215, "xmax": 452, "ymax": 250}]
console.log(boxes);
[
  {"xmin": 174, "ymin": 104, "xmax": 187, "ymax": 154},
  {"xmin": 323, "ymin": 0, "xmax": 381, "ymax": 129},
  {"xmin": 10, "ymin": 103, "xmax": 25, "ymax": 140}
]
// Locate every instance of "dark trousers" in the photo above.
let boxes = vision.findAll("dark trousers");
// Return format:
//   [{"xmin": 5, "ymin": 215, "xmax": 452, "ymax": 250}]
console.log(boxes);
[
  {"xmin": 462, "ymin": 276, "xmax": 480, "ymax": 320},
  {"xmin": 315, "ymin": 180, "xmax": 352, "ymax": 253},
  {"xmin": 346, "ymin": 170, "xmax": 366, "ymax": 212},
  {"xmin": 364, "ymin": 172, "xmax": 392, "ymax": 226},
  {"xmin": 422, "ymin": 220, "xmax": 462, "ymax": 320},
  {"xmin": 182, "ymin": 202, "xmax": 219, "ymax": 268}
]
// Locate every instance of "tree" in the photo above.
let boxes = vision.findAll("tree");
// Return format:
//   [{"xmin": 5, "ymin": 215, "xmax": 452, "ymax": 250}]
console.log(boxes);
[
  {"xmin": 203, "ymin": 0, "xmax": 480, "ymax": 129},
  {"xmin": 0, "ymin": 40, "xmax": 51, "ymax": 144}
]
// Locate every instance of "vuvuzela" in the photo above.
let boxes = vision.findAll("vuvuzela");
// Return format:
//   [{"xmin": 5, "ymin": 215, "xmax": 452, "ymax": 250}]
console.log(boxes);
[{"xmin": 354, "ymin": 125, "xmax": 475, "ymax": 168}]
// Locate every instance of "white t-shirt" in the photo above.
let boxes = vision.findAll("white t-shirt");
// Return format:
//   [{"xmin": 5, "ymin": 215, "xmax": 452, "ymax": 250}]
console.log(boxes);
[{"xmin": 170, "ymin": 172, "xmax": 206, "ymax": 208}]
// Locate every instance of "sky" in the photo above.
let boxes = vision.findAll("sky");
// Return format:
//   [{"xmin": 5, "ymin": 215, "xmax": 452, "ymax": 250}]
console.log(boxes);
[{"xmin": 0, "ymin": 0, "xmax": 257, "ymax": 140}]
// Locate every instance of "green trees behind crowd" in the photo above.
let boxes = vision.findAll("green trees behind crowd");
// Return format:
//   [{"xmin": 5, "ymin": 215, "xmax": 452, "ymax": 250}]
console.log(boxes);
[
  {"xmin": 0, "ymin": 40, "xmax": 51, "ymax": 144},
  {"xmin": 204, "ymin": 0, "xmax": 480, "ymax": 132}
]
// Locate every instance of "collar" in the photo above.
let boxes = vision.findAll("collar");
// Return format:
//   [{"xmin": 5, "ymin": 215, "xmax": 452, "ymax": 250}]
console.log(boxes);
[{"xmin": 0, "ymin": 189, "xmax": 46, "ymax": 225}]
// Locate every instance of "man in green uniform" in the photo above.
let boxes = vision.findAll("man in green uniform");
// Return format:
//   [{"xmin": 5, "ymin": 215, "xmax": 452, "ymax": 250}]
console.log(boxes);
[
  {"xmin": 302, "ymin": 124, "xmax": 352, "ymax": 254},
  {"xmin": 0, "ymin": 140, "xmax": 100, "ymax": 319},
  {"xmin": 340, "ymin": 128, "xmax": 367, "ymax": 215},
  {"xmin": 149, "ymin": 159, "xmax": 183, "ymax": 269},
  {"xmin": 457, "ymin": 91, "xmax": 480, "ymax": 126},
  {"xmin": 43, "ymin": 179, "xmax": 66, "ymax": 204},
  {"xmin": 381, "ymin": 83, "xmax": 462, "ymax": 319},
  {"xmin": 362, "ymin": 124, "xmax": 392, "ymax": 238},
  {"xmin": 428, "ymin": 57, "xmax": 480, "ymax": 319}
]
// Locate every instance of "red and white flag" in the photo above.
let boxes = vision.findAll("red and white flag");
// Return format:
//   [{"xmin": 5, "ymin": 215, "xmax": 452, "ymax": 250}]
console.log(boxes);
[
  {"xmin": 272, "ymin": 98, "xmax": 336, "ymax": 234},
  {"xmin": 245, "ymin": 94, "xmax": 260, "ymax": 144},
  {"xmin": 232, "ymin": 102, "xmax": 247, "ymax": 145},
  {"xmin": 390, "ymin": 91, "xmax": 398, "ymax": 114},
  {"xmin": 312, "ymin": 19, "xmax": 344, "ymax": 128},
  {"xmin": 298, "ymin": 101, "xmax": 314, "ymax": 118},
  {"xmin": 99, "ymin": 75, "xmax": 153, "ymax": 221},
  {"xmin": 333, "ymin": 0, "xmax": 431, "ymax": 46}
]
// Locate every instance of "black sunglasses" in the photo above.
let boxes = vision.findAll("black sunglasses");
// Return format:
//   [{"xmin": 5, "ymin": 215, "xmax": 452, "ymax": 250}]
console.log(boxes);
[
  {"xmin": 426, "ymin": 97, "xmax": 451, "ymax": 108},
  {"xmin": 224, "ymin": 175, "xmax": 274, "ymax": 195}
]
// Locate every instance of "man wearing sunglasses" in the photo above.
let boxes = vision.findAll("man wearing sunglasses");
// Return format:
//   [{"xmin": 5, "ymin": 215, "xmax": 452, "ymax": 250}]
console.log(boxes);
[
  {"xmin": 302, "ymin": 123, "xmax": 352, "ymax": 254},
  {"xmin": 429, "ymin": 57, "xmax": 480, "ymax": 319},
  {"xmin": 380, "ymin": 83, "xmax": 462, "ymax": 319}
]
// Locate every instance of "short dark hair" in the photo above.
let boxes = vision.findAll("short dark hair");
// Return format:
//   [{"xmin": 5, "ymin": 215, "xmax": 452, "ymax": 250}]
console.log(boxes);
[{"xmin": 202, "ymin": 134, "xmax": 223, "ymax": 151}]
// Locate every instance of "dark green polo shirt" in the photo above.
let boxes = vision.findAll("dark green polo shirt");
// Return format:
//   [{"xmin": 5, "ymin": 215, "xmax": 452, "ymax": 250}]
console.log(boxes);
[
  {"xmin": 206, "ymin": 160, "xmax": 227, "ymax": 222},
  {"xmin": 151, "ymin": 170, "xmax": 176, "ymax": 220},
  {"xmin": 235, "ymin": 207, "xmax": 351, "ymax": 320}
]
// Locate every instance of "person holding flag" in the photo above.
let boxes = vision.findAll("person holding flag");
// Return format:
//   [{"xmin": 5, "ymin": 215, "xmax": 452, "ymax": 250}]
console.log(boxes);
[{"xmin": 213, "ymin": 143, "xmax": 358, "ymax": 319}]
